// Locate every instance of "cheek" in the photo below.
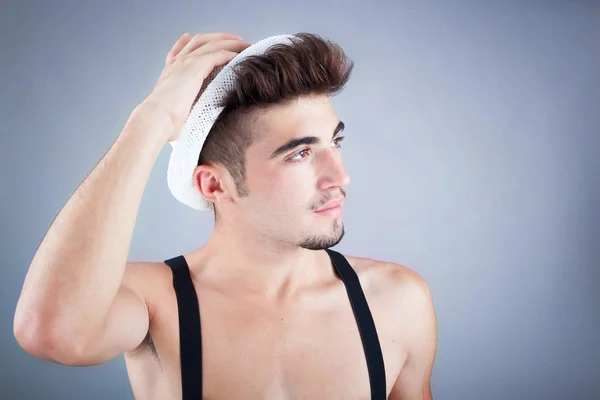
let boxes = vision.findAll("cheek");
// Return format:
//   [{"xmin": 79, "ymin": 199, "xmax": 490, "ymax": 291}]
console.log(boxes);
[{"xmin": 260, "ymin": 170, "xmax": 314, "ymax": 207}]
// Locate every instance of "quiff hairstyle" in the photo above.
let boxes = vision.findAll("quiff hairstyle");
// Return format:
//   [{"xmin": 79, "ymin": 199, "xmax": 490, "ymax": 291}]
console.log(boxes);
[{"xmin": 197, "ymin": 32, "xmax": 354, "ymax": 219}]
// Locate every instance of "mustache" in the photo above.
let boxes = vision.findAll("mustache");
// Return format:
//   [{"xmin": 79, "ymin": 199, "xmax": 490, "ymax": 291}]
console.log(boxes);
[{"xmin": 315, "ymin": 188, "xmax": 346, "ymax": 210}]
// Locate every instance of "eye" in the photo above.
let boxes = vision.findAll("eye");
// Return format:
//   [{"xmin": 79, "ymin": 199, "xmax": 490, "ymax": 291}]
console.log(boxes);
[
  {"xmin": 333, "ymin": 136, "xmax": 345, "ymax": 147},
  {"xmin": 289, "ymin": 149, "xmax": 310, "ymax": 162},
  {"xmin": 288, "ymin": 136, "xmax": 345, "ymax": 163}
]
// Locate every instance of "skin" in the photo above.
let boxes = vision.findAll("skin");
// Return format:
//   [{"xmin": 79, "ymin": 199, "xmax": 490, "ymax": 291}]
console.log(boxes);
[
  {"xmin": 13, "ymin": 31, "xmax": 437, "ymax": 399},
  {"xmin": 123, "ymin": 95, "xmax": 438, "ymax": 399}
]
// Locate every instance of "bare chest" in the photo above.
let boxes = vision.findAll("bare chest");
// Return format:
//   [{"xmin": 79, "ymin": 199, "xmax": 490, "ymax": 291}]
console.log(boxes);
[{"xmin": 125, "ymin": 268, "xmax": 406, "ymax": 399}]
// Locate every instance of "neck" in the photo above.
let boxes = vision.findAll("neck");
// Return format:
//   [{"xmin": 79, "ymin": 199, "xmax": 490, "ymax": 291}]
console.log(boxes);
[{"xmin": 188, "ymin": 218, "xmax": 332, "ymax": 301}]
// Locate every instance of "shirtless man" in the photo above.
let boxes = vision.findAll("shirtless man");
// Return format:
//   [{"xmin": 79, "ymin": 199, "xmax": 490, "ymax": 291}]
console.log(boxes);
[{"xmin": 13, "ymin": 32, "xmax": 437, "ymax": 399}]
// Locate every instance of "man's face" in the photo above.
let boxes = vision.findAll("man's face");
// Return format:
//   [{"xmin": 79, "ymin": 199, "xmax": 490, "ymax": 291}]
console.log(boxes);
[{"xmin": 230, "ymin": 95, "xmax": 351, "ymax": 250}]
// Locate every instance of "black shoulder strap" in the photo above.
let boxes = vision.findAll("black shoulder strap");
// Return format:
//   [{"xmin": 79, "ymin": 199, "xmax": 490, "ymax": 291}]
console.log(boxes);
[
  {"xmin": 164, "ymin": 255, "xmax": 203, "ymax": 400},
  {"xmin": 164, "ymin": 251, "xmax": 385, "ymax": 399},
  {"xmin": 325, "ymin": 248, "xmax": 387, "ymax": 400}
]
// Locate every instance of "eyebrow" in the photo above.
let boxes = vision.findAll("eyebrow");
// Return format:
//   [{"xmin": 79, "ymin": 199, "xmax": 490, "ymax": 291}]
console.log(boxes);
[{"xmin": 268, "ymin": 120, "xmax": 345, "ymax": 160}]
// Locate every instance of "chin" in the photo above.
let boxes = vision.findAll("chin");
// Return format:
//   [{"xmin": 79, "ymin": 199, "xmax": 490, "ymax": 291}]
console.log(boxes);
[{"xmin": 298, "ymin": 222, "xmax": 345, "ymax": 250}]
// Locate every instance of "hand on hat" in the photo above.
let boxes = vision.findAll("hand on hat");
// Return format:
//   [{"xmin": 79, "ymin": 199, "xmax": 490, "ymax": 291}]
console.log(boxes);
[{"xmin": 141, "ymin": 32, "xmax": 252, "ymax": 142}]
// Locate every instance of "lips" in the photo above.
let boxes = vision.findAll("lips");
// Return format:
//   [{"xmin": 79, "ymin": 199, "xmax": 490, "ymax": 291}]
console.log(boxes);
[{"xmin": 316, "ymin": 197, "xmax": 344, "ymax": 212}]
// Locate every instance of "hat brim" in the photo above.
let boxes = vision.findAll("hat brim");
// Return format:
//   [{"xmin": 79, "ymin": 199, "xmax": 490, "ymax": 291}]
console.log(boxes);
[{"xmin": 166, "ymin": 34, "xmax": 295, "ymax": 211}]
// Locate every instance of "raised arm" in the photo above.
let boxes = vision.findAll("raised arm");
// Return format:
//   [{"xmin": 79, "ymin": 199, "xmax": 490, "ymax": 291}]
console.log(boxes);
[{"xmin": 13, "ymin": 32, "xmax": 252, "ymax": 366}]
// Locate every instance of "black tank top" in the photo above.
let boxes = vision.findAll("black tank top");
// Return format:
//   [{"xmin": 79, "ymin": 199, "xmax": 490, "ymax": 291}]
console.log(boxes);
[{"xmin": 164, "ymin": 248, "xmax": 387, "ymax": 399}]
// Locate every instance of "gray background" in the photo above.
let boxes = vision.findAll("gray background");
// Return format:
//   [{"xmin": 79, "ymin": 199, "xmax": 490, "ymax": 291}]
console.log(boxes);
[{"xmin": 1, "ymin": 1, "xmax": 599, "ymax": 399}]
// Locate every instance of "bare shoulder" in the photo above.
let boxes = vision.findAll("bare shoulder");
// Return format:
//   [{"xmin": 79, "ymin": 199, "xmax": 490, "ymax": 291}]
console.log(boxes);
[
  {"xmin": 120, "ymin": 259, "xmax": 175, "ymax": 357},
  {"xmin": 343, "ymin": 253, "xmax": 437, "ymax": 350},
  {"xmin": 121, "ymin": 259, "xmax": 174, "ymax": 316},
  {"xmin": 343, "ymin": 253, "xmax": 433, "ymax": 314},
  {"xmin": 345, "ymin": 254, "xmax": 430, "ymax": 293},
  {"xmin": 122, "ymin": 259, "xmax": 172, "ymax": 287},
  {"xmin": 342, "ymin": 258, "xmax": 439, "ymax": 397}
]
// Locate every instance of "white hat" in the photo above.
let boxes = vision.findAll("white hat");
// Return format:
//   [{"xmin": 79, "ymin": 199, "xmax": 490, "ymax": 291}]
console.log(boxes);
[{"xmin": 166, "ymin": 34, "xmax": 296, "ymax": 211}]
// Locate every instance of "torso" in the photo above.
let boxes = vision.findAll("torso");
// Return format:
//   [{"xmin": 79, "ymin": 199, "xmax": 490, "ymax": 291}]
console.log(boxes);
[{"xmin": 123, "ymin": 250, "xmax": 416, "ymax": 400}]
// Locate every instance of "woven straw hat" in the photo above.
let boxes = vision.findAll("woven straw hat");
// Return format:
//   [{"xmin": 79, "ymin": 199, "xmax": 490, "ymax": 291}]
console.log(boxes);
[{"xmin": 166, "ymin": 34, "xmax": 295, "ymax": 211}]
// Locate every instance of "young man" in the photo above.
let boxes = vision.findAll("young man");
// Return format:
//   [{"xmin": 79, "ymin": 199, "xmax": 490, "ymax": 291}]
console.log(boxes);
[{"xmin": 14, "ymin": 32, "xmax": 437, "ymax": 399}]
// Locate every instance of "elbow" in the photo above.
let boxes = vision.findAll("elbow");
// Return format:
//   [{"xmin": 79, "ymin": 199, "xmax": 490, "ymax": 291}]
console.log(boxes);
[{"xmin": 13, "ymin": 311, "xmax": 90, "ymax": 365}]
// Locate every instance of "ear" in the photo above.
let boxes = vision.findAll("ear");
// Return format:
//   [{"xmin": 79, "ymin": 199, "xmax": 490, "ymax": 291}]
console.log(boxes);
[{"xmin": 193, "ymin": 164, "xmax": 233, "ymax": 205}]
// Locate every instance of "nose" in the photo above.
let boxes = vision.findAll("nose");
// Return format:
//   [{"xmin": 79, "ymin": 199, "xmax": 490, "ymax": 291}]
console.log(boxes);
[{"xmin": 318, "ymin": 148, "xmax": 351, "ymax": 189}]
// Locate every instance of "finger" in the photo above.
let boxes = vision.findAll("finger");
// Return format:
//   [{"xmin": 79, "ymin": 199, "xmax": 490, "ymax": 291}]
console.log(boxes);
[
  {"xmin": 178, "ymin": 32, "xmax": 244, "ymax": 57},
  {"xmin": 191, "ymin": 39, "xmax": 252, "ymax": 58},
  {"xmin": 166, "ymin": 33, "xmax": 192, "ymax": 62},
  {"xmin": 206, "ymin": 49, "xmax": 243, "ymax": 68},
  {"xmin": 189, "ymin": 49, "xmax": 243, "ymax": 78}
]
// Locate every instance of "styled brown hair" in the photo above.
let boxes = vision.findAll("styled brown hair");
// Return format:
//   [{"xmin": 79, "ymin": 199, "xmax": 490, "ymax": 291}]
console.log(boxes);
[{"xmin": 197, "ymin": 32, "xmax": 354, "ymax": 218}]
